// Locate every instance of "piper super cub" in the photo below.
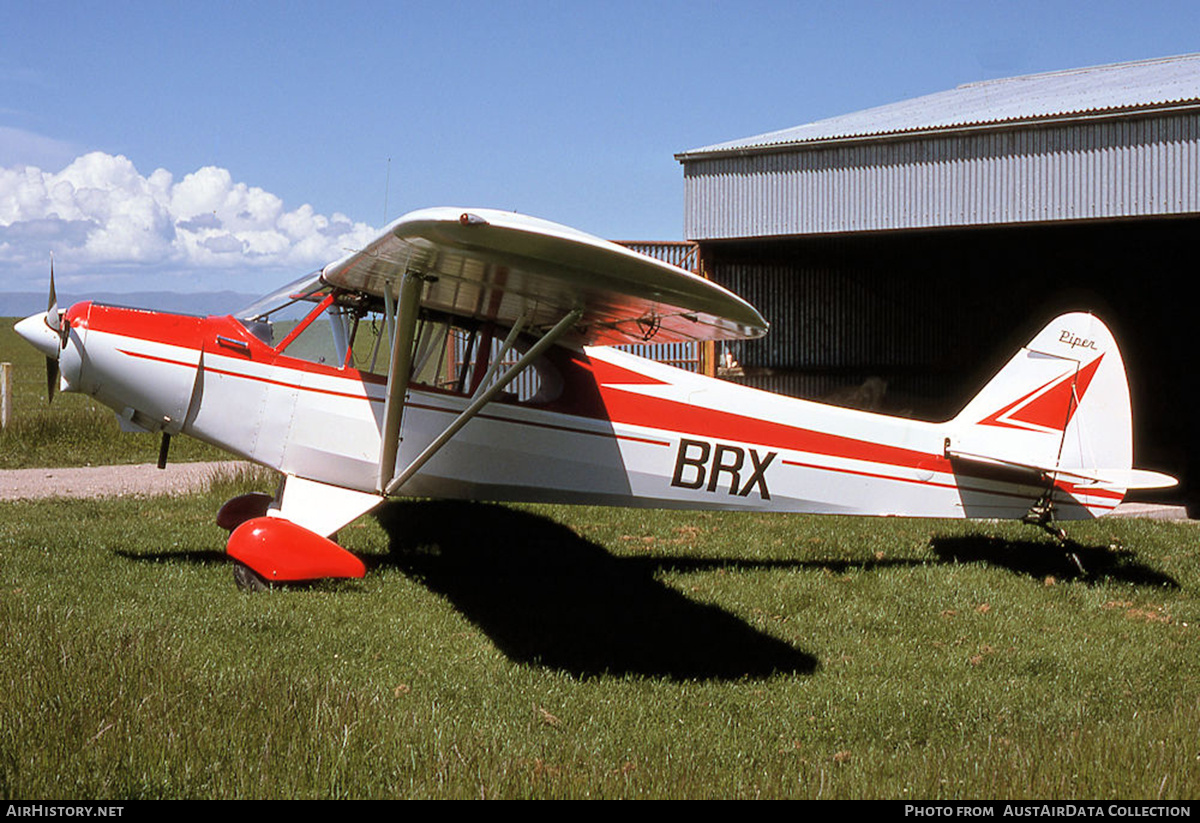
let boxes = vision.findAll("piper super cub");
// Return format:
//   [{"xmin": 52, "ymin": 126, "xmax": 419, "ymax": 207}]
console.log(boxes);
[{"xmin": 14, "ymin": 207, "xmax": 1176, "ymax": 588}]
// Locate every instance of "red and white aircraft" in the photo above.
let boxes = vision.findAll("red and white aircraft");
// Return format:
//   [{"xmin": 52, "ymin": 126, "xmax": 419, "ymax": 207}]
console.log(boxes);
[{"xmin": 15, "ymin": 207, "xmax": 1175, "ymax": 588}]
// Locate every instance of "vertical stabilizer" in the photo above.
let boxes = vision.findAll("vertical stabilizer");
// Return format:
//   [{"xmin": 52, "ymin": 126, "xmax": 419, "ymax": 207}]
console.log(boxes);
[{"xmin": 948, "ymin": 313, "xmax": 1133, "ymax": 518}]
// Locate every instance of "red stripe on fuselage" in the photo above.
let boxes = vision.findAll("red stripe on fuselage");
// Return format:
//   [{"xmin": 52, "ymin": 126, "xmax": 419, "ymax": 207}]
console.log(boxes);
[
  {"xmin": 783, "ymin": 456, "xmax": 1121, "ymax": 508},
  {"xmin": 586, "ymin": 358, "xmax": 947, "ymax": 475},
  {"xmin": 118, "ymin": 345, "xmax": 673, "ymax": 450}
]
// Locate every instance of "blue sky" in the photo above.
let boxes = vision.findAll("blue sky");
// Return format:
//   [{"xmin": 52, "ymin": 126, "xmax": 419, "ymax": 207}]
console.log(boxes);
[{"xmin": 2, "ymin": 1, "xmax": 1198, "ymax": 296}]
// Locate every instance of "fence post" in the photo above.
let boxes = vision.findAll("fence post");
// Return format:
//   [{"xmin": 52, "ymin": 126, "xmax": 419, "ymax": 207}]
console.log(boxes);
[{"xmin": 0, "ymin": 362, "xmax": 11, "ymax": 429}]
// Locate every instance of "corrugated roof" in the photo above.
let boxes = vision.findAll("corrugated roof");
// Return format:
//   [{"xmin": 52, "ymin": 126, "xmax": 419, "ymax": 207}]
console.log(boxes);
[{"xmin": 679, "ymin": 53, "xmax": 1200, "ymax": 158}]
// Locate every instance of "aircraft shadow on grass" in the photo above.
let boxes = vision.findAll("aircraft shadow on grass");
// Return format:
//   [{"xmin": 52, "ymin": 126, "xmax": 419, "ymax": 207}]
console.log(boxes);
[
  {"xmin": 927, "ymin": 535, "xmax": 1179, "ymax": 588},
  {"xmin": 114, "ymin": 548, "xmax": 229, "ymax": 566},
  {"xmin": 113, "ymin": 503, "xmax": 1177, "ymax": 679},
  {"xmin": 371, "ymin": 500, "xmax": 819, "ymax": 681},
  {"xmin": 371, "ymin": 501, "xmax": 1180, "ymax": 678}
]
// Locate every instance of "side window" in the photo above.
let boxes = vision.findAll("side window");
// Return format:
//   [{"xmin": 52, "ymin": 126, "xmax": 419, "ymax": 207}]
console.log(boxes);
[
  {"xmin": 343, "ymin": 309, "xmax": 392, "ymax": 376},
  {"xmin": 241, "ymin": 284, "xmax": 559, "ymax": 401},
  {"xmin": 407, "ymin": 315, "xmax": 553, "ymax": 403},
  {"xmin": 279, "ymin": 302, "xmax": 394, "ymax": 373},
  {"xmin": 409, "ymin": 317, "xmax": 470, "ymax": 391}
]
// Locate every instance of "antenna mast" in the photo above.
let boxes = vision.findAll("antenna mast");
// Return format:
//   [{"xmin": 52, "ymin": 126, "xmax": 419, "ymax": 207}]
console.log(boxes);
[{"xmin": 383, "ymin": 157, "xmax": 392, "ymax": 224}]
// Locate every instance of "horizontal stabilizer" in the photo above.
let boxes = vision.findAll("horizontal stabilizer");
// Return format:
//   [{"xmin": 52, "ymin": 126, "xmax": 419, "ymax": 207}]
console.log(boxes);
[
  {"xmin": 1084, "ymin": 468, "xmax": 1178, "ymax": 490},
  {"xmin": 947, "ymin": 450, "xmax": 1177, "ymax": 490}
]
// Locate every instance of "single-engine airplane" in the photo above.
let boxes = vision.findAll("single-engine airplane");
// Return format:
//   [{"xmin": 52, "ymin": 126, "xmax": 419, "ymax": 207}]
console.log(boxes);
[{"xmin": 15, "ymin": 207, "xmax": 1176, "ymax": 588}]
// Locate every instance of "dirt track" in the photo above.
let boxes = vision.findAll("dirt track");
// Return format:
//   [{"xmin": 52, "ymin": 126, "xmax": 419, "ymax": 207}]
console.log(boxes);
[{"xmin": 0, "ymin": 461, "xmax": 250, "ymax": 501}]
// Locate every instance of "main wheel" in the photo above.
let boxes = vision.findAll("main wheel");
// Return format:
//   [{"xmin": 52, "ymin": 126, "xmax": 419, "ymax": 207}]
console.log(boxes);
[
  {"xmin": 232, "ymin": 561, "xmax": 270, "ymax": 592},
  {"xmin": 217, "ymin": 492, "xmax": 274, "ymax": 532}
]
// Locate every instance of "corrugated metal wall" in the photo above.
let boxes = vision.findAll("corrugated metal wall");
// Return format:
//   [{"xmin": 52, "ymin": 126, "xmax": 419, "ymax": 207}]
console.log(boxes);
[{"xmin": 683, "ymin": 111, "xmax": 1200, "ymax": 239}]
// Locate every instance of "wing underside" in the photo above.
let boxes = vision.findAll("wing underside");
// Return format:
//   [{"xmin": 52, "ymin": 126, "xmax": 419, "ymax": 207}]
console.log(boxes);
[{"xmin": 321, "ymin": 207, "xmax": 767, "ymax": 347}]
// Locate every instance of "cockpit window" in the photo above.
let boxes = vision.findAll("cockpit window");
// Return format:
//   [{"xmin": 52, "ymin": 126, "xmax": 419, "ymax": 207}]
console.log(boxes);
[
  {"xmin": 408, "ymin": 314, "xmax": 556, "ymax": 403},
  {"xmin": 233, "ymin": 276, "xmax": 557, "ymax": 399},
  {"xmin": 235, "ymin": 272, "xmax": 329, "ymax": 348},
  {"xmin": 341, "ymin": 305, "xmax": 392, "ymax": 375}
]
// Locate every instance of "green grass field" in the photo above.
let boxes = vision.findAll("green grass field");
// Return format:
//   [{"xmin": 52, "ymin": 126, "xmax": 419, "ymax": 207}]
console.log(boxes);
[{"xmin": 1, "ymin": 470, "xmax": 1197, "ymax": 799}]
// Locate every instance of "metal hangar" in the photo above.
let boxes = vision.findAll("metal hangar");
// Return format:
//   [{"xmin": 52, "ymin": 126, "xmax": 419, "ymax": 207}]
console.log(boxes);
[{"xmin": 675, "ymin": 54, "xmax": 1200, "ymax": 508}]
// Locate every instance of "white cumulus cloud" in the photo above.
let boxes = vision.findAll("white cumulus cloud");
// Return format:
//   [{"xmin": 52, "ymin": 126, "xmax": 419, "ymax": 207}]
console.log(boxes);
[{"xmin": 0, "ymin": 151, "xmax": 378, "ymax": 292}]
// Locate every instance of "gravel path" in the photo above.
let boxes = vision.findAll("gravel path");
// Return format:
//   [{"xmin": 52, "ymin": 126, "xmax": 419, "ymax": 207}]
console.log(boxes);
[{"xmin": 0, "ymin": 461, "xmax": 252, "ymax": 501}]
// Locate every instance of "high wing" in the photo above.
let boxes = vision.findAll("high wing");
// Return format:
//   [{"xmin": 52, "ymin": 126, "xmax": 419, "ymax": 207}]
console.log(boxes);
[
  {"xmin": 320, "ymin": 207, "xmax": 767, "ymax": 497},
  {"xmin": 321, "ymin": 207, "xmax": 768, "ymax": 346}
]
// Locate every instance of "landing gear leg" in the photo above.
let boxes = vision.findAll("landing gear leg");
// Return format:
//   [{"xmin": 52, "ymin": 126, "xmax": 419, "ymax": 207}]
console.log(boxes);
[{"xmin": 1023, "ymin": 493, "xmax": 1087, "ymax": 575}]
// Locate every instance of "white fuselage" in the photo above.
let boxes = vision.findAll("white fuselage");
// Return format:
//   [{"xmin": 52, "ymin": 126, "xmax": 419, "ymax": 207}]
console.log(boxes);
[{"xmin": 47, "ymin": 301, "xmax": 1120, "ymax": 522}]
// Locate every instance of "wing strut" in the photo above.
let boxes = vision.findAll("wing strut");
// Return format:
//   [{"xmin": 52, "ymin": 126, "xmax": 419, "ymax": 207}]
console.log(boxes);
[
  {"xmin": 383, "ymin": 308, "xmax": 583, "ymax": 496},
  {"xmin": 470, "ymin": 311, "xmax": 531, "ymax": 400},
  {"xmin": 377, "ymin": 272, "xmax": 426, "ymax": 493}
]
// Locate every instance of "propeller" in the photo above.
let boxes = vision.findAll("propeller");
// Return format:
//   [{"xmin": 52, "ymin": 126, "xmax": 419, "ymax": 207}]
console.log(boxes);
[{"xmin": 42, "ymin": 255, "xmax": 67, "ymax": 403}]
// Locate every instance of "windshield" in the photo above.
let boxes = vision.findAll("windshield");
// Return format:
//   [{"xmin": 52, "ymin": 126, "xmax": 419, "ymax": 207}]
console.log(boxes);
[{"xmin": 235, "ymin": 272, "xmax": 327, "ymax": 322}]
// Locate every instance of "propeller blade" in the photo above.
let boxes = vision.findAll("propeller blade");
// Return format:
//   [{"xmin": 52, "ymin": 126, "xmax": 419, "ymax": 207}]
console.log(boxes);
[
  {"xmin": 45, "ymin": 254, "xmax": 58, "ymax": 331},
  {"xmin": 45, "ymin": 356, "xmax": 58, "ymax": 405}
]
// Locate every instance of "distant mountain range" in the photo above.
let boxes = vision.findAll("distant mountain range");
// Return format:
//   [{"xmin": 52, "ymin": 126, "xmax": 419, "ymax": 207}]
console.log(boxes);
[{"xmin": 0, "ymin": 291, "xmax": 258, "ymax": 319}]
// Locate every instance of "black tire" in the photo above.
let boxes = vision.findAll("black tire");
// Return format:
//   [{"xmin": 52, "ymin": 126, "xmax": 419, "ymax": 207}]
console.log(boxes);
[{"xmin": 232, "ymin": 561, "xmax": 270, "ymax": 592}]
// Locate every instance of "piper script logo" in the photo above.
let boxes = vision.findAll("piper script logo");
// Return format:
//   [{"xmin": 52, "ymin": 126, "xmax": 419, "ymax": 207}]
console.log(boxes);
[
  {"xmin": 1060, "ymin": 330, "xmax": 1098, "ymax": 351},
  {"xmin": 670, "ymin": 438, "xmax": 777, "ymax": 499}
]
